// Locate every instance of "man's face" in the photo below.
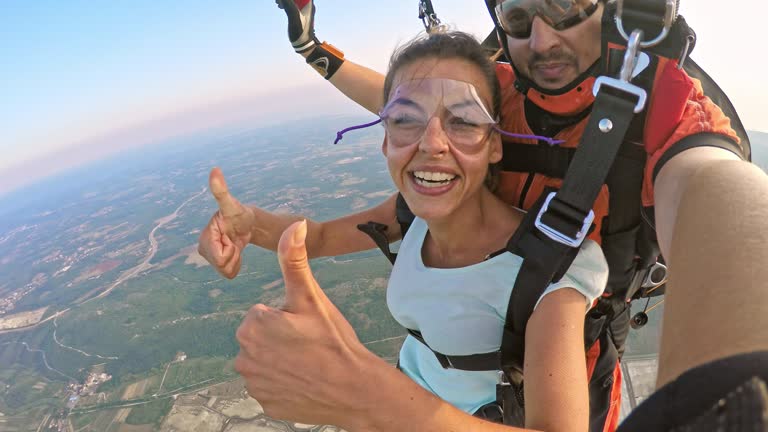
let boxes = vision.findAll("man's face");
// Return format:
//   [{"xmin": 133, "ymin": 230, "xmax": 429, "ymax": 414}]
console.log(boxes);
[{"xmin": 504, "ymin": 2, "xmax": 603, "ymax": 90}]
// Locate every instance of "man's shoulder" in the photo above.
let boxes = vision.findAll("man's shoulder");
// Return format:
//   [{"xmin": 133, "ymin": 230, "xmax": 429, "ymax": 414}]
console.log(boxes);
[
  {"xmin": 644, "ymin": 58, "xmax": 740, "ymax": 151},
  {"xmin": 494, "ymin": 63, "xmax": 525, "ymax": 110},
  {"xmin": 495, "ymin": 62, "xmax": 516, "ymax": 82}
]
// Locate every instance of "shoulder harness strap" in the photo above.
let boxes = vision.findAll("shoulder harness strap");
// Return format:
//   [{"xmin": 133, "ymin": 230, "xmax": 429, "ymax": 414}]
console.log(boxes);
[{"xmin": 356, "ymin": 193, "xmax": 415, "ymax": 265}]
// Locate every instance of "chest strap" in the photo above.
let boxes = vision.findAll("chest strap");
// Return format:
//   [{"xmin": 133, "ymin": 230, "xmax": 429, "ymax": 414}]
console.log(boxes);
[
  {"xmin": 407, "ymin": 329, "xmax": 501, "ymax": 371},
  {"xmin": 500, "ymin": 139, "xmax": 646, "ymax": 179}
]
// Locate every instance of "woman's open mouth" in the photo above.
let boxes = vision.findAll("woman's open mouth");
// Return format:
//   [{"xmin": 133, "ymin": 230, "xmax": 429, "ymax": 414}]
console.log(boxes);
[{"xmin": 411, "ymin": 170, "xmax": 457, "ymax": 188}]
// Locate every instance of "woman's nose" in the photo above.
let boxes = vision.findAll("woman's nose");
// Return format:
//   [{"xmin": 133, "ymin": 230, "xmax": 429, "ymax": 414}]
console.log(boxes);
[{"xmin": 419, "ymin": 117, "xmax": 450, "ymax": 155}]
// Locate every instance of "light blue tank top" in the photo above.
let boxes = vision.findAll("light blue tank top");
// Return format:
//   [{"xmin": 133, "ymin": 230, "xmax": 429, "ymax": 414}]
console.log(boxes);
[{"xmin": 386, "ymin": 217, "xmax": 608, "ymax": 413}]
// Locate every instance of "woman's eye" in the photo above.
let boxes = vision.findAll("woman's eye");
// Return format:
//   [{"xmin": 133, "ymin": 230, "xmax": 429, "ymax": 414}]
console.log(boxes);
[
  {"xmin": 392, "ymin": 115, "xmax": 421, "ymax": 126},
  {"xmin": 450, "ymin": 117, "xmax": 480, "ymax": 128}
]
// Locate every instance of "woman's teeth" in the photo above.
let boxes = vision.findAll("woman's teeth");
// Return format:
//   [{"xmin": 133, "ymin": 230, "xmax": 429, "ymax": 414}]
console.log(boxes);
[{"xmin": 412, "ymin": 171, "xmax": 457, "ymax": 188}]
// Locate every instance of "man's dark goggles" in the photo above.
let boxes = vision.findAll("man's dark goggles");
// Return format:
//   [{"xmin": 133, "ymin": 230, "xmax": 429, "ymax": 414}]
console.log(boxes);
[{"xmin": 495, "ymin": 0, "xmax": 599, "ymax": 39}]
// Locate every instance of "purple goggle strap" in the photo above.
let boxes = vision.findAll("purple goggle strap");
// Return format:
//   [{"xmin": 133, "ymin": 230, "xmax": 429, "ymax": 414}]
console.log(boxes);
[
  {"xmin": 334, "ymin": 119, "xmax": 383, "ymax": 144},
  {"xmin": 492, "ymin": 126, "xmax": 565, "ymax": 146},
  {"xmin": 334, "ymin": 118, "xmax": 565, "ymax": 146}
]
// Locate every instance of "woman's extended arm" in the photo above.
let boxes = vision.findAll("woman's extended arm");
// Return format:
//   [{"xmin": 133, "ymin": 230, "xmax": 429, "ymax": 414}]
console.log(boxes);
[
  {"xmin": 523, "ymin": 288, "xmax": 590, "ymax": 432},
  {"xmin": 249, "ymin": 192, "xmax": 401, "ymax": 257},
  {"xmin": 198, "ymin": 167, "xmax": 401, "ymax": 278},
  {"xmin": 276, "ymin": 0, "xmax": 385, "ymax": 113},
  {"xmin": 318, "ymin": 56, "xmax": 385, "ymax": 114}
]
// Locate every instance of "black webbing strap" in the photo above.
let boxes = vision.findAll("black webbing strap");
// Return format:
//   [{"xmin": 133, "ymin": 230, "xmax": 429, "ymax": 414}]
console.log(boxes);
[
  {"xmin": 620, "ymin": 0, "xmax": 672, "ymax": 36},
  {"xmin": 602, "ymin": 1, "xmax": 691, "ymax": 60},
  {"xmin": 407, "ymin": 329, "xmax": 500, "ymax": 371},
  {"xmin": 356, "ymin": 222, "xmax": 397, "ymax": 265},
  {"xmin": 499, "ymin": 82, "xmax": 644, "ymax": 373},
  {"xmin": 500, "ymin": 142, "xmax": 646, "ymax": 180},
  {"xmin": 501, "ymin": 144, "xmax": 576, "ymax": 178},
  {"xmin": 395, "ymin": 193, "xmax": 415, "ymax": 237},
  {"xmin": 539, "ymin": 88, "xmax": 640, "ymax": 240},
  {"xmin": 599, "ymin": 42, "xmax": 656, "ymax": 299},
  {"xmin": 500, "ymin": 195, "xmax": 582, "ymax": 370},
  {"xmin": 355, "ymin": 194, "xmax": 415, "ymax": 266}
]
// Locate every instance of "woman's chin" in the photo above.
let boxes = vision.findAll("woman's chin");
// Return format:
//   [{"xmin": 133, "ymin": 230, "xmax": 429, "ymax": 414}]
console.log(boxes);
[
  {"xmin": 400, "ymin": 175, "xmax": 465, "ymax": 221},
  {"xmin": 402, "ymin": 198, "xmax": 455, "ymax": 222}
]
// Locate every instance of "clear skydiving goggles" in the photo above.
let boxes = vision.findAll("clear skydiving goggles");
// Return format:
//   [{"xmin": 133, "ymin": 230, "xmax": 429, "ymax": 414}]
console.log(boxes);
[
  {"xmin": 494, "ymin": 0, "xmax": 600, "ymax": 39},
  {"xmin": 334, "ymin": 78, "xmax": 562, "ymax": 152}
]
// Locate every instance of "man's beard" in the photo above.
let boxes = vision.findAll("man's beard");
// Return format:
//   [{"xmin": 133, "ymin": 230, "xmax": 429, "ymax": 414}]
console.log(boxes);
[{"xmin": 528, "ymin": 49, "xmax": 580, "ymax": 86}]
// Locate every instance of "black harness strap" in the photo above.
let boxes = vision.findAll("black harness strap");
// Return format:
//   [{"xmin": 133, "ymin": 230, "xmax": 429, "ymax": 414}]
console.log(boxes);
[
  {"xmin": 501, "ymin": 194, "xmax": 581, "ymax": 370},
  {"xmin": 542, "ymin": 91, "xmax": 639, "ymax": 233},
  {"xmin": 407, "ymin": 329, "xmax": 500, "ymax": 371},
  {"xmin": 500, "ymin": 144, "xmax": 576, "ymax": 179},
  {"xmin": 395, "ymin": 193, "xmax": 415, "ymax": 236},
  {"xmin": 500, "ymin": 139, "xmax": 647, "ymax": 181},
  {"xmin": 620, "ymin": 0, "xmax": 673, "ymax": 35},
  {"xmin": 356, "ymin": 222, "xmax": 397, "ymax": 265},
  {"xmin": 355, "ymin": 194, "xmax": 415, "ymax": 266},
  {"xmin": 501, "ymin": 83, "xmax": 642, "ymax": 366},
  {"xmin": 598, "ymin": 39, "xmax": 656, "ymax": 305}
]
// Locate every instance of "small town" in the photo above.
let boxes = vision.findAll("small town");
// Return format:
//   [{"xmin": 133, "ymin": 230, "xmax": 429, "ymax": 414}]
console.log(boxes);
[
  {"xmin": 66, "ymin": 371, "xmax": 113, "ymax": 409},
  {"xmin": 0, "ymin": 285, "xmax": 37, "ymax": 315}
]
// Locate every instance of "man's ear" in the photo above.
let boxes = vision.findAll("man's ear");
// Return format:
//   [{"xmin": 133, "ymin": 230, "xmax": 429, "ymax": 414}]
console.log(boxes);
[
  {"xmin": 489, "ymin": 133, "xmax": 502, "ymax": 164},
  {"xmin": 382, "ymin": 136, "xmax": 389, "ymax": 157}
]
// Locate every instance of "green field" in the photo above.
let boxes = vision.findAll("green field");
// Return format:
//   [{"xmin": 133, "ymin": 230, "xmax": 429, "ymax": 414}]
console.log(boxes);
[{"xmin": 0, "ymin": 365, "xmax": 65, "ymax": 415}]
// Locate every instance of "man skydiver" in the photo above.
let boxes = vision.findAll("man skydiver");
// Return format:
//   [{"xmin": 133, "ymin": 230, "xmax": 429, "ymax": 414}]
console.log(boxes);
[{"xmin": 199, "ymin": 0, "xmax": 763, "ymax": 430}]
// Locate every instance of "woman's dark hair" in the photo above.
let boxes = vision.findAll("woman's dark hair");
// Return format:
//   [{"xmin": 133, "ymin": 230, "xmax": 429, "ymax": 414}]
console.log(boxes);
[
  {"xmin": 382, "ymin": 31, "xmax": 501, "ymax": 119},
  {"xmin": 382, "ymin": 31, "xmax": 502, "ymax": 191}
]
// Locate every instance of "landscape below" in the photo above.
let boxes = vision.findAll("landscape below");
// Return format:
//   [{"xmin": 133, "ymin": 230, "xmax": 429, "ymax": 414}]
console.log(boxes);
[{"xmin": 0, "ymin": 120, "xmax": 765, "ymax": 431}]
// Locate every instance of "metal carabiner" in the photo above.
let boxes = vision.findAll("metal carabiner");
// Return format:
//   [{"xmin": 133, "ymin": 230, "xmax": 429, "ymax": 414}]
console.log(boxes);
[
  {"xmin": 619, "ymin": 29, "xmax": 643, "ymax": 83},
  {"xmin": 615, "ymin": 0, "xmax": 677, "ymax": 48},
  {"xmin": 418, "ymin": 0, "xmax": 442, "ymax": 33},
  {"xmin": 677, "ymin": 34, "xmax": 696, "ymax": 70}
]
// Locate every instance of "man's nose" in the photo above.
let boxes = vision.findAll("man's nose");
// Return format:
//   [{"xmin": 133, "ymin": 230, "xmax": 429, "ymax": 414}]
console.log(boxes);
[
  {"xmin": 419, "ymin": 117, "xmax": 450, "ymax": 155},
  {"xmin": 528, "ymin": 17, "xmax": 561, "ymax": 54}
]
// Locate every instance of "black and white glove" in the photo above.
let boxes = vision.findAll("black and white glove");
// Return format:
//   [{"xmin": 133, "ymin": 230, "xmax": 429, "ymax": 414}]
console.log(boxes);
[
  {"xmin": 275, "ymin": 0, "xmax": 345, "ymax": 80},
  {"xmin": 275, "ymin": 0, "xmax": 318, "ymax": 53}
]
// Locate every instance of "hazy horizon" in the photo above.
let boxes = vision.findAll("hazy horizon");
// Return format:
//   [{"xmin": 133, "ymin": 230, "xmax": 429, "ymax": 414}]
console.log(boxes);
[{"xmin": 3, "ymin": 1, "xmax": 766, "ymax": 195}]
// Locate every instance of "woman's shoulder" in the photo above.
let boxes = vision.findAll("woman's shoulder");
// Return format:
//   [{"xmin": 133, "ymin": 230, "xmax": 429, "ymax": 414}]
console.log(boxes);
[
  {"xmin": 565, "ymin": 239, "xmax": 609, "ymax": 279},
  {"xmin": 561, "ymin": 239, "xmax": 609, "ymax": 299}
]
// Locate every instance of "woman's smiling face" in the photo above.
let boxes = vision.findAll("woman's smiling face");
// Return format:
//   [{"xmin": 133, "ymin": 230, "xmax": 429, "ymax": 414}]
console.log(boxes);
[{"xmin": 382, "ymin": 57, "xmax": 502, "ymax": 222}]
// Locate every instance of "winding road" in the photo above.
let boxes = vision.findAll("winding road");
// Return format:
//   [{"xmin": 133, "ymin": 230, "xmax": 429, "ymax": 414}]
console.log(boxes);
[
  {"xmin": 1, "ymin": 187, "xmax": 208, "ymax": 363},
  {"xmin": 0, "ymin": 341, "xmax": 77, "ymax": 381},
  {"xmin": 82, "ymin": 186, "xmax": 208, "ymax": 305}
]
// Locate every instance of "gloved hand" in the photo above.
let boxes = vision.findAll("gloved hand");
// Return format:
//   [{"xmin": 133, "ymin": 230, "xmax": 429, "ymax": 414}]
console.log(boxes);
[{"xmin": 275, "ymin": 0, "xmax": 318, "ymax": 53}]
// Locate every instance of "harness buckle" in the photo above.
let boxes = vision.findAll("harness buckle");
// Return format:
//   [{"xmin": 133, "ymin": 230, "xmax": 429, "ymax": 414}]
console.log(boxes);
[
  {"xmin": 593, "ymin": 29, "xmax": 648, "ymax": 113},
  {"xmin": 498, "ymin": 370, "xmax": 511, "ymax": 386},
  {"xmin": 534, "ymin": 192, "xmax": 595, "ymax": 248},
  {"xmin": 593, "ymin": 76, "xmax": 647, "ymax": 113}
]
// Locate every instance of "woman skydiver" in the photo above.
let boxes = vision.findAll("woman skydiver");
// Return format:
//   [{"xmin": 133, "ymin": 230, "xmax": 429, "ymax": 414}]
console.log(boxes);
[{"xmin": 199, "ymin": 30, "xmax": 607, "ymax": 431}]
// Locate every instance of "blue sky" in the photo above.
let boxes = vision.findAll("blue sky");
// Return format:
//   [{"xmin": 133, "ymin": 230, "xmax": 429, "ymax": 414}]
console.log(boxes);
[{"xmin": 1, "ymin": 1, "xmax": 765, "ymax": 192}]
